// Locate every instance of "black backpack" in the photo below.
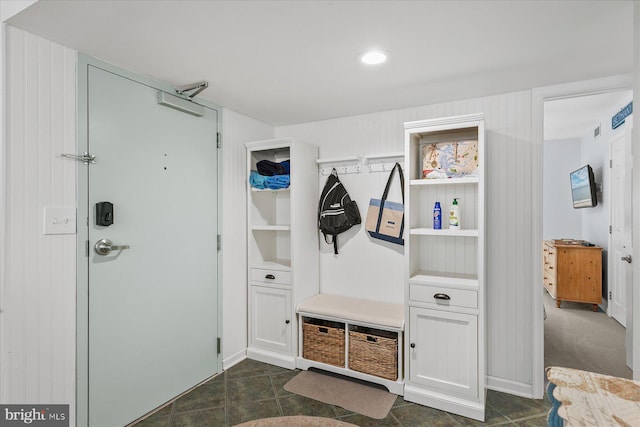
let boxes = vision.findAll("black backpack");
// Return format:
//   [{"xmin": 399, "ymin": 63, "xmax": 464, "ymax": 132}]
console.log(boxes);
[{"xmin": 318, "ymin": 168, "xmax": 361, "ymax": 254}]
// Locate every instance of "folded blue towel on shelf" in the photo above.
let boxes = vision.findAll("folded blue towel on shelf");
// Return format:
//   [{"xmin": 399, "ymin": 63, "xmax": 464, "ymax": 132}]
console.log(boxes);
[
  {"xmin": 250, "ymin": 171, "xmax": 290, "ymax": 190},
  {"xmin": 249, "ymin": 171, "xmax": 267, "ymax": 189},
  {"xmin": 265, "ymin": 174, "xmax": 290, "ymax": 190}
]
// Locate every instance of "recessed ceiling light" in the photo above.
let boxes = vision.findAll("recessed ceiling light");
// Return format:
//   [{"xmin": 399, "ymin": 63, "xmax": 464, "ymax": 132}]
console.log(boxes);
[{"xmin": 358, "ymin": 50, "xmax": 388, "ymax": 65}]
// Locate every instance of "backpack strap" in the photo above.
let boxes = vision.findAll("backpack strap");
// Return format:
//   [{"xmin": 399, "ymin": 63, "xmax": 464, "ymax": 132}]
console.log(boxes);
[{"xmin": 323, "ymin": 233, "xmax": 339, "ymax": 255}]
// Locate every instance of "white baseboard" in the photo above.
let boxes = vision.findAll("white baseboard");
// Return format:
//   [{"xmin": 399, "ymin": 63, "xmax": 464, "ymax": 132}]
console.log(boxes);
[
  {"xmin": 223, "ymin": 349, "xmax": 247, "ymax": 371},
  {"xmin": 487, "ymin": 376, "xmax": 538, "ymax": 399},
  {"xmin": 247, "ymin": 347, "xmax": 296, "ymax": 370},
  {"xmin": 227, "ymin": 351, "xmax": 542, "ymax": 401},
  {"xmin": 404, "ymin": 385, "xmax": 485, "ymax": 422}
]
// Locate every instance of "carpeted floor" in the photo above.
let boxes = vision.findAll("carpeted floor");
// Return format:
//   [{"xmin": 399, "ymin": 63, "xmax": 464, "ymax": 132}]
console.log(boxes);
[{"xmin": 544, "ymin": 291, "xmax": 632, "ymax": 379}]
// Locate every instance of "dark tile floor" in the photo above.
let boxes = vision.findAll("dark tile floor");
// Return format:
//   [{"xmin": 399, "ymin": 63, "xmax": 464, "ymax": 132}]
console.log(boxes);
[{"xmin": 133, "ymin": 359, "xmax": 552, "ymax": 427}]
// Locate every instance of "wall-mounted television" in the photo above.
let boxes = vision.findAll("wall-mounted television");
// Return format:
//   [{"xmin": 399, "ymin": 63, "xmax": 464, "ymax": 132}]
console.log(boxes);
[{"xmin": 570, "ymin": 164, "xmax": 598, "ymax": 209}]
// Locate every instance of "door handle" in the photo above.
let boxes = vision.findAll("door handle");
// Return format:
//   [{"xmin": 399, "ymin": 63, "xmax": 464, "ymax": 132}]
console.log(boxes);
[
  {"xmin": 95, "ymin": 238, "xmax": 130, "ymax": 256},
  {"xmin": 621, "ymin": 255, "xmax": 632, "ymax": 264}
]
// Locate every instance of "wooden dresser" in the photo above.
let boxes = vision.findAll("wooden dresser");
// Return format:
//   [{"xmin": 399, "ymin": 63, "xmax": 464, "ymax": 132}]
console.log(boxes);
[{"xmin": 542, "ymin": 240, "xmax": 602, "ymax": 311}]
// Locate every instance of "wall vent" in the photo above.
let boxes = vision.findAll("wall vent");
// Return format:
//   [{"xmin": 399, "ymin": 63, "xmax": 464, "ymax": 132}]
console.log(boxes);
[{"xmin": 594, "ymin": 124, "xmax": 601, "ymax": 138}]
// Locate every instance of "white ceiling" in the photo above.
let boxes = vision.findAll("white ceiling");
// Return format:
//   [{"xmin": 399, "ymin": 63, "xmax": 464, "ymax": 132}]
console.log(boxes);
[
  {"xmin": 6, "ymin": 0, "xmax": 635, "ymax": 126},
  {"xmin": 544, "ymin": 90, "xmax": 633, "ymax": 141}
]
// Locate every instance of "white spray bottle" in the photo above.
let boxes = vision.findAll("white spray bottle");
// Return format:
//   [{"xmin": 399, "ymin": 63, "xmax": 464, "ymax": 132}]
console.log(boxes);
[{"xmin": 449, "ymin": 198, "xmax": 460, "ymax": 230}]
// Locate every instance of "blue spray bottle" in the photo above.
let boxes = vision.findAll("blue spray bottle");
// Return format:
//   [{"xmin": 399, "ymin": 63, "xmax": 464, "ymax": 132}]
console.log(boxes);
[{"xmin": 433, "ymin": 201, "xmax": 442, "ymax": 229}]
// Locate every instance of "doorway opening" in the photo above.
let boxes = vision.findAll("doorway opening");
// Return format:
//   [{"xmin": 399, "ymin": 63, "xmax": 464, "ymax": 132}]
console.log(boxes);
[{"xmin": 542, "ymin": 89, "xmax": 633, "ymax": 380}]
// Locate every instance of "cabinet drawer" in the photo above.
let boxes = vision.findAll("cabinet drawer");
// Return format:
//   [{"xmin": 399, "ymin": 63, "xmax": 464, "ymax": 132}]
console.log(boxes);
[
  {"xmin": 543, "ymin": 273, "xmax": 556, "ymax": 288},
  {"xmin": 250, "ymin": 268, "xmax": 291, "ymax": 285},
  {"xmin": 543, "ymin": 243, "xmax": 556, "ymax": 267},
  {"xmin": 543, "ymin": 254, "xmax": 556, "ymax": 269},
  {"xmin": 410, "ymin": 284, "xmax": 477, "ymax": 309},
  {"xmin": 543, "ymin": 275, "xmax": 556, "ymax": 298},
  {"xmin": 545, "ymin": 263, "xmax": 556, "ymax": 278},
  {"xmin": 544, "ymin": 264, "xmax": 556, "ymax": 279}
]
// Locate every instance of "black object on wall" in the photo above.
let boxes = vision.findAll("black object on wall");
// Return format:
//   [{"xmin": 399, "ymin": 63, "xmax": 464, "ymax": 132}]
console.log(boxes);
[{"xmin": 96, "ymin": 201, "xmax": 114, "ymax": 226}]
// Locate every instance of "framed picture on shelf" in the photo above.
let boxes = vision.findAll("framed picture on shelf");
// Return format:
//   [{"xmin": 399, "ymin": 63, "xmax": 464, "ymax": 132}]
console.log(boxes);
[{"xmin": 420, "ymin": 140, "xmax": 479, "ymax": 179}]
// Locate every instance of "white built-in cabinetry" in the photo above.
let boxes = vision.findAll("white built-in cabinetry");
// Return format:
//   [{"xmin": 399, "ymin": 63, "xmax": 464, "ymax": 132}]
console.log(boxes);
[
  {"xmin": 403, "ymin": 114, "xmax": 486, "ymax": 421},
  {"xmin": 295, "ymin": 294, "xmax": 405, "ymax": 395},
  {"xmin": 245, "ymin": 138, "xmax": 319, "ymax": 369}
]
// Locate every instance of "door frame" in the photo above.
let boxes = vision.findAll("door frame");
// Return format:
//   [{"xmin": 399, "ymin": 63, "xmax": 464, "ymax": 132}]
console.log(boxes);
[
  {"xmin": 531, "ymin": 74, "xmax": 633, "ymax": 398},
  {"xmin": 75, "ymin": 54, "xmax": 224, "ymax": 425}
]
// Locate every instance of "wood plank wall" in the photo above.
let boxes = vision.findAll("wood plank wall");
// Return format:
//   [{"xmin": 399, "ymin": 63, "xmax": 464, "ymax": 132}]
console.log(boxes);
[
  {"xmin": 275, "ymin": 91, "xmax": 538, "ymax": 392},
  {"xmin": 1, "ymin": 26, "xmax": 77, "ymax": 423},
  {"xmin": 221, "ymin": 109, "xmax": 273, "ymax": 368}
]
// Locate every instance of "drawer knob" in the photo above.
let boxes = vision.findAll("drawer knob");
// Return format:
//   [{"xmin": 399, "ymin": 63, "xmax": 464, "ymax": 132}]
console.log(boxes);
[
  {"xmin": 285, "ymin": 319, "xmax": 290, "ymax": 324},
  {"xmin": 265, "ymin": 274, "xmax": 276, "ymax": 280},
  {"xmin": 410, "ymin": 343, "xmax": 416, "ymax": 348},
  {"xmin": 433, "ymin": 293, "xmax": 451, "ymax": 301}
]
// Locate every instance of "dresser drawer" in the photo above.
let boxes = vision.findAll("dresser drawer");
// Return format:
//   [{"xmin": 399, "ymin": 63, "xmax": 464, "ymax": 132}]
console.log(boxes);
[
  {"xmin": 543, "ymin": 274, "xmax": 556, "ymax": 298},
  {"xmin": 543, "ymin": 253, "xmax": 556, "ymax": 269},
  {"xmin": 544, "ymin": 262, "xmax": 556, "ymax": 279},
  {"xmin": 410, "ymin": 284, "xmax": 477, "ymax": 309},
  {"xmin": 544, "ymin": 262, "xmax": 556, "ymax": 278},
  {"xmin": 250, "ymin": 268, "xmax": 291, "ymax": 285}
]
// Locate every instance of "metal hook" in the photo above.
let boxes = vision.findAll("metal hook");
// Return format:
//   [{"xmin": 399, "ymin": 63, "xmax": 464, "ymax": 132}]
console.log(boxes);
[{"xmin": 61, "ymin": 152, "xmax": 95, "ymax": 164}]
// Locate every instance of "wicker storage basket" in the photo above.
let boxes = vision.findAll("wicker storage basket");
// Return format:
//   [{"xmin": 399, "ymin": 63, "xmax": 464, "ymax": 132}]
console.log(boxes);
[
  {"xmin": 302, "ymin": 317, "xmax": 345, "ymax": 367},
  {"xmin": 348, "ymin": 326, "xmax": 398, "ymax": 380}
]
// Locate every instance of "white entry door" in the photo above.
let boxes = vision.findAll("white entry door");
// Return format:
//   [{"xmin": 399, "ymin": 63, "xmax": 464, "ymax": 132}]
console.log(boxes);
[
  {"xmin": 86, "ymin": 64, "xmax": 219, "ymax": 426},
  {"xmin": 609, "ymin": 123, "xmax": 633, "ymax": 329}
]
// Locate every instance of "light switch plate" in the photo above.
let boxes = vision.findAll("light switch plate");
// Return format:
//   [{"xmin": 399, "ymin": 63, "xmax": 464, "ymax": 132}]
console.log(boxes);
[{"xmin": 43, "ymin": 207, "xmax": 76, "ymax": 235}]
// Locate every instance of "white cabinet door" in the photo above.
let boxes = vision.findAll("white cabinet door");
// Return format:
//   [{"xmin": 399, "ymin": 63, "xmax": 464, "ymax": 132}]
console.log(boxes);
[
  {"xmin": 409, "ymin": 307, "xmax": 478, "ymax": 398},
  {"xmin": 250, "ymin": 286, "xmax": 292, "ymax": 354}
]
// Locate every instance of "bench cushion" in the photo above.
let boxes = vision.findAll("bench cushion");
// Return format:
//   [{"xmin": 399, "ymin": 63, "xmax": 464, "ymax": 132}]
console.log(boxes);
[{"xmin": 297, "ymin": 294, "xmax": 404, "ymax": 330}]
